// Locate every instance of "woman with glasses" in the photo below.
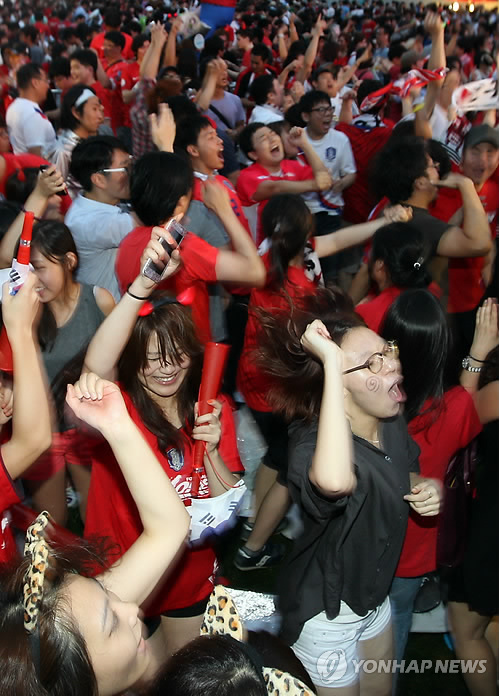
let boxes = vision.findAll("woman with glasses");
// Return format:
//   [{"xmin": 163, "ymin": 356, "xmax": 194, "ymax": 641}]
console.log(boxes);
[{"xmin": 255, "ymin": 288, "xmax": 441, "ymax": 695}]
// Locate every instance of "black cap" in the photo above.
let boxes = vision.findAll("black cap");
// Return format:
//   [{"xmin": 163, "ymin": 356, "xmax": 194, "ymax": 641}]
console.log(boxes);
[{"xmin": 463, "ymin": 125, "xmax": 499, "ymax": 151}]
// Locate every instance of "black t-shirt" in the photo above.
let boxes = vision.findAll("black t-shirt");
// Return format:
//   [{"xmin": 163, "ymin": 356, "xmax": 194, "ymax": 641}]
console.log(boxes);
[
  {"xmin": 278, "ymin": 415, "xmax": 420, "ymax": 646},
  {"xmin": 410, "ymin": 206, "xmax": 451, "ymax": 259}
]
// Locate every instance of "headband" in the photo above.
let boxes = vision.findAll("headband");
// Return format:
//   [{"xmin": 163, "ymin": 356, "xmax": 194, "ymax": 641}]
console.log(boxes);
[
  {"xmin": 201, "ymin": 586, "xmax": 315, "ymax": 696},
  {"xmin": 23, "ymin": 511, "xmax": 52, "ymax": 634},
  {"xmin": 137, "ymin": 287, "xmax": 196, "ymax": 317},
  {"xmin": 74, "ymin": 88, "xmax": 96, "ymax": 109},
  {"xmin": 360, "ymin": 67, "xmax": 447, "ymax": 113}
]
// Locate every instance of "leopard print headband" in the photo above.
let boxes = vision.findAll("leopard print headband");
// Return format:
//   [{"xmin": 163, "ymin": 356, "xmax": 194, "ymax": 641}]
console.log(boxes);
[
  {"xmin": 23, "ymin": 511, "xmax": 52, "ymax": 634},
  {"xmin": 201, "ymin": 585, "xmax": 315, "ymax": 696}
]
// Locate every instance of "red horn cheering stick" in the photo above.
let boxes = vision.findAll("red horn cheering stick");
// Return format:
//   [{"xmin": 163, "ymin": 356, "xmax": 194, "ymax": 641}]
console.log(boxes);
[
  {"xmin": 191, "ymin": 342, "xmax": 230, "ymax": 498},
  {"xmin": 0, "ymin": 211, "xmax": 35, "ymax": 372}
]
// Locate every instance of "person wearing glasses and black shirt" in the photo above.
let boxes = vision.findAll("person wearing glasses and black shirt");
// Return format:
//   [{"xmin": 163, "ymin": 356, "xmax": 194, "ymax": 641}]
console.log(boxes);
[
  {"xmin": 256, "ymin": 289, "xmax": 442, "ymax": 695},
  {"xmin": 65, "ymin": 136, "xmax": 136, "ymax": 300}
]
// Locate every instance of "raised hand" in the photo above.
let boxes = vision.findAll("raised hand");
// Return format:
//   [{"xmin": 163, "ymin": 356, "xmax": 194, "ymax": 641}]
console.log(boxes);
[
  {"xmin": 150, "ymin": 103, "xmax": 176, "ymax": 152},
  {"xmin": 469, "ymin": 297, "xmax": 499, "ymax": 362},
  {"xmin": 66, "ymin": 374, "xmax": 130, "ymax": 434},
  {"xmin": 149, "ymin": 20, "xmax": 168, "ymax": 46},
  {"xmin": 301, "ymin": 319, "xmax": 343, "ymax": 370},
  {"xmin": 1, "ymin": 272, "xmax": 40, "ymax": 340},
  {"xmin": 192, "ymin": 399, "xmax": 222, "ymax": 454},
  {"xmin": 202, "ymin": 178, "xmax": 231, "ymax": 214},
  {"xmin": 383, "ymin": 204, "xmax": 413, "ymax": 223},
  {"xmin": 36, "ymin": 165, "xmax": 66, "ymax": 198}
]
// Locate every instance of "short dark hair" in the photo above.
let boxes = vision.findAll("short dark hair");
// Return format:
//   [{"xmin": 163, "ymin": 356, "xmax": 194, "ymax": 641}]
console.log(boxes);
[
  {"xmin": 238, "ymin": 122, "xmax": 266, "ymax": 159},
  {"xmin": 250, "ymin": 74, "xmax": 275, "ymax": 106},
  {"xmin": 130, "ymin": 152, "xmax": 193, "ymax": 226},
  {"xmin": 299, "ymin": 89, "xmax": 330, "ymax": 114},
  {"xmin": 356, "ymin": 79, "xmax": 384, "ymax": 112},
  {"xmin": 131, "ymin": 33, "xmax": 149, "ymax": 57},
  {"xmin": 104, "ymin": 30, "xmax": 125, "ymax": 50},
  {"xmin": 104, "ymin": 8, "xmax": 121, "ymax": 28},
  {"xmin": 16, "ymin": 62, "xmax": 44, "ymax": 90},
  {"xmin": 149, "ymin": 635, "xmax": 267, "ymax": 696},
  {"xmin": 251, "ymin": 43, "xmax": 270, "ymax": 62},
  {"xmin": 371, "ymin": 136, "xmax": 429, "ymax": 204},
  {"xmin": 71, "ymin": 49, "xmax": 98, "ymax": 77},
  {"xmin": 49, "ymin": 56, "xmax": 71, "ymax": 80},
  {"xmin": 69, "ymin": 135, "xmax": 127, "ymax": 191},
  {"xmin": 60, "ymin": 84, "xmax": 97, "ymax": 131},
  {"xmin": 175, "ymin": 116, "xmax": 213, "ymax": 153}
]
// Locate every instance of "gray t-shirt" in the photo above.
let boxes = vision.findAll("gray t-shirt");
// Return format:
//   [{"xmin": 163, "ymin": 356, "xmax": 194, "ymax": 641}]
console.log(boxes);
[{"xmin": 206, "ymin": 91, "xmax": 245, "ymax": 132}]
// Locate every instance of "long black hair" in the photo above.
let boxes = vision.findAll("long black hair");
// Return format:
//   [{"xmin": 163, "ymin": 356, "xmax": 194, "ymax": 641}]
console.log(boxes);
[
  {"xmin": 381, "ymin": 289, "xmax": 454, "ymax": 426},
  {"xmin": 370, "ymin": 222, "xmax": 432, "ymax": 290},
  {"xmin": 260, "ymin": 194, "xmax": 315, "ymax": 291}
]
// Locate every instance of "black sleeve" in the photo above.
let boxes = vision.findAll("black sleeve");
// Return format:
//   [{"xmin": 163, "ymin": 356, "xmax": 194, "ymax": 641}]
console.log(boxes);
[
  {"xmin": 413, "ymin": 209, "xmax": 451, "ymax": 258},
  {"xmin": 287, "ymin": 420, "xmax": 349, "ymax": 522}
]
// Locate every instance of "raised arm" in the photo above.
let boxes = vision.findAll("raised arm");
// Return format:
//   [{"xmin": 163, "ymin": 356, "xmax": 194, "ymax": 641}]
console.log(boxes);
[
  {"xmin": 296, "ymin": 15, "xmax": 327, "ymax": 84},
  {"xmin": 435, "ymin": 173, "xmax": 492, "ymax": 258},
  {"xmin": 0, "ymin": 168, "xmax": 65, "ymax": 268},
  {"xmin": 66, "ymin": 374, "xmax": 189, "ymax": 604},
  {"xmin": 164, "ymin": 17, "xmax": 182, "ymax": 69},
  {"xmin": 202, "ymin": 179, "xmax": 266, "ymax": 287},
  {"xmin": 301, "ymin": 320, "xmax": 355, "ymax": 496},
  {"xmin": 460, "ymin": 298, "xmax": 499, "ymax": 398},
  {"xmin": 195, "ymin": 58, "xmax": 225, "ymax": 112},
  {"xmin": 314, "ymin": 205, "xmax": 413, "ymax": 258},
  {"xmin": 83, "ymin": 236, "xmax": 182, "ymax": 380},
  {"xmin": 418, "ymin": 11, "xmax": 445, "ymax": 137},
  {"xmin": 0, "ymin": 273, "xmax": 52, "ymax": 479},
  {"xmin": 140, "ymin": 21, "xmax": 168, "ymax": 80}
]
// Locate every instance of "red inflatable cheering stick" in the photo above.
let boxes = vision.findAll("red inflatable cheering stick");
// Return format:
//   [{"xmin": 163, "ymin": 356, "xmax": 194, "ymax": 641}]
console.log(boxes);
[
  {"xmin": 191, "ymin": 342, "xmax": 230, "ymax": 498},
  {"xmin": 0, "ymin": 211, "xmax": 35, "ymax": 372}
]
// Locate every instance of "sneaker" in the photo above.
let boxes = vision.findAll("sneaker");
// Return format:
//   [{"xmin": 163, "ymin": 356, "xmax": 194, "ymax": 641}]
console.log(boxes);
[
  {"xmin": 233, "ymin": 542, "xmax": 286, "ymax": 571},
  {"xmin": 239, "ymin": 518, "xmax": 288, "ymax": 542}
]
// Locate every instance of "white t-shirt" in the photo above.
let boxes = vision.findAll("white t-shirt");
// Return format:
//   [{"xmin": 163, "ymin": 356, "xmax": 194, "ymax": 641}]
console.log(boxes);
[
  {"xmin": 302, "ymin": 128, "xmax": 356, "ymax": 216},
  {"xmin": 248, "ymin": 104, "xmax": 284, "ymax": 125},
  {"xmin": 6, "ymin": 98, "xmax": 56, "ymax": 156},
  {"xmin": 65, "ymin": 195, "xmax": 134, "ymax": 301}
]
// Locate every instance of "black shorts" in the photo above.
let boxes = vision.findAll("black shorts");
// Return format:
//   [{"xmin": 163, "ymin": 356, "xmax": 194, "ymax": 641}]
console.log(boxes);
[{"xmin": 250, "ymin": 408, "xmax": 289, "ymax": 485}]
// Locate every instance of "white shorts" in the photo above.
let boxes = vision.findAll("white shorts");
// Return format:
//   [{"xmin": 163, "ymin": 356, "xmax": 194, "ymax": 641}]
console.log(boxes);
[{"xmin": 291, "ymin": 596, "xmax": 392, "ymax": 689}]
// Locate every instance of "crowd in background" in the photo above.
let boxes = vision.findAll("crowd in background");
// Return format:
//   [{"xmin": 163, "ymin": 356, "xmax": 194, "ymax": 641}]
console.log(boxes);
[{"xmin": 0, "ymin": 0, "xmax": 497, "ymax": 694}]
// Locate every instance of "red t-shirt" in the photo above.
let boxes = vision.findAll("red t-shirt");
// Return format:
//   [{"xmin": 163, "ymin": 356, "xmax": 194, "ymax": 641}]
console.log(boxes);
[
  {"xmin": 84, "ymin": 390, "xmax": 243, "ymax": 613},
  {"xmin": 430, "ymin": 177, "xmax": 499, "ymax": 312},
  {"xmin": 335, "ymin": 120, "xmax": 393, "ymax": 224},
  {"xmin": 116, "ymin": 228, "xmax": 219, "ymax": 344},
  {"xmin": 236, "ymin": 160, "xmax": 314, "ymax": 245},
  {"xmin": 237, "ymin": 246, "xmax": 318, "ymax": 411},
  {"xmin": 90, "ymin": 81, "xmax": 113, "ymax": 122},
  {"xmin": 90, "ymin": 32, "xmax": 134, "ymax": 62},
  {"xmin": 0, "ymin": 153, "xmax": 72, "ymax": 215},
  {"xmin": 356, "ymin": 283, "xmax": 442, "ymax": 334},
  {"xmin": 396, "ymin": 387, "xmax": 481, "ymax": 577},
  {"xmin": 105, "ymin": 60, "xmax": 130, "ymax": 132},
  {"xmin": 0, "ymin": 450, "xmax": 20, "ymax": 565}
]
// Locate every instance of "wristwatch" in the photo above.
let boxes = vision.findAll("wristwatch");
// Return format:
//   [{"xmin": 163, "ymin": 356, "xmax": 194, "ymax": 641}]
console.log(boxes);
[{"xmin": 462, "ymin": 356, "xmax": 482, "ymax": 373}]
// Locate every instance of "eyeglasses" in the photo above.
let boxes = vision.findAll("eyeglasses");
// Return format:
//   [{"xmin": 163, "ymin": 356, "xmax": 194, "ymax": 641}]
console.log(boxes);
[
  {"xmin": 310, "ymin": 106, "xmax": 334, "ymax": 115},
  {"xmin": 343, "ymin": 341, "xmax": 399, "ymax": 375},
  {"xmin": 99, "ymin": 156, "xmax": 133, "ymax": 175}
]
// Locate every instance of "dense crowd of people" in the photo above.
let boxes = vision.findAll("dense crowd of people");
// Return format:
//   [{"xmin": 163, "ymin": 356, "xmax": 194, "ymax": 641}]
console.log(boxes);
[{"xmin": 0, "ymin": 0, "xmax": 498, "ymax": 694}]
